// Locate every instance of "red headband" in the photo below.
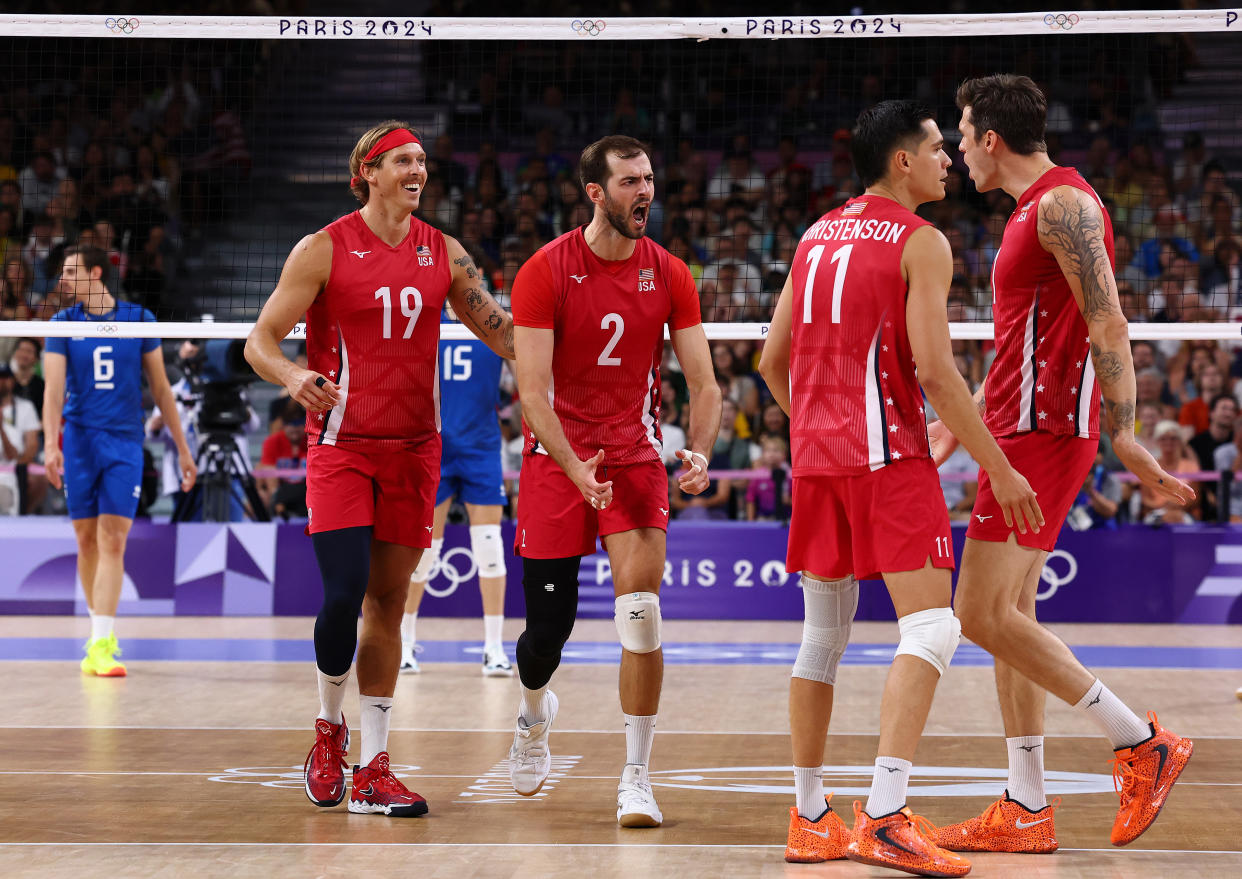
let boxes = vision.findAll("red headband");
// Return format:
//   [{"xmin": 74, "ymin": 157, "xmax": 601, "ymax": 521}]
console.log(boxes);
[{"xmin": 350, "ymin": 129, "xmax": 421, "ymax": 188}]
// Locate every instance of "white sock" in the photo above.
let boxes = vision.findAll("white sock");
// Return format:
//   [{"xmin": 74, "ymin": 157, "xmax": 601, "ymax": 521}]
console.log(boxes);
[
  {"xmin": 359, "ymin": 694, "xmax": 394, "ymax": 767},
  {"xmin": 1005, "ymin": 736, "xmax": 1047, "ymax": 810},
  {"xmin": 316, "ymin": 668, "xmax": 350, "ymax": 725},
  {"xmin": 624, "ymin": 714, "xmax": 656, "ymax": 777},
  {"xmin": 483, "ymin": 614, "xmax": 504, "ymax": 650},
  {"xmin": 520, "ymin": 685, "xmax": 548, "ymax": 723},
  {"xmin": 90, "ymin": 614, "xmax": 114, "ymax": 643},
  {"xmin": 866, "ymin": 756, "xmax": 912, "ymax": 818},
  {"xmin": 400, "ymin": 612, "xmax": 418, "ymax": 652},
  {"xmin": 1074, "ymin": 678, "xmax": 1151, "ymax": 749},
  {"xmin": 794, "ymin": 765, "xmax": 826, "ymax": 820}
]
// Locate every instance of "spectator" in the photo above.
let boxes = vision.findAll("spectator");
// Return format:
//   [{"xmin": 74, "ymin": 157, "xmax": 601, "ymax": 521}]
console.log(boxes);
[
  {"xmin": 712, "ymin": 397, "xmax": 753, "ymax": 471},
  {"xmin": 659, "ymin": 398, "xmax": 687, "ymax": 470},
  {"xmin": 258, "ymin": 400, "xmax": 308, "ymax": 519},
  {"xmin": 1212, "ymin": 415, "xmax": 1242, "ymax": 521},
  {"xmin": 0, "ymin": 361, "xmax": 40, "ymax": 516},
  {"xmin": 8, "ymin": 337, "xmax": 44, "ymax": 420},
  {"xmin": 939, "ymin": 445, "xmax": 980, "ymax": 522},
  {"xmin": 1206, "ymin": 238, "xmax": 1242, "ymax": 314},
  {"xmin": 1179, "ymin": 363, "xmax": 1226, "ymax": 434},
  {"xmin": 1135, "ymin": 400, "xmax": 1164, "ymax": 453},
  {"xmin": 706, "ymin": 148, "xmax": 765, "ymax": 213},
  {"xmin": 17, "ymin": 151, "xmax": 63, "ymax": 217},
  {"xmin": 1189, "ymin": 394, "xmax": 1238, "ymax": 520},
  {"xmin": 1138, "ymin": 206, "xmax": 1199, "ymax": 279},
  {"xmin": 1137, "ymin": 420, "xmax": 1200, "ymax": 524},
  {"xmin": 1066, "ymin": 452, "xmax": 1122, "ymax": 530},
  {"xmin": 745, "ymin": 434, "xmax": 791, "ymax": 521}
]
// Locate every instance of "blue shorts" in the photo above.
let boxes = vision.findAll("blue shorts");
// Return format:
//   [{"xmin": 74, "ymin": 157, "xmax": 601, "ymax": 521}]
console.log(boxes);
[
  {"xmin": 435, "ymin": 441, "xmax": 507, "ymax": 507},
  {"xmin": 63, "ymin": 423, "xmax": 144, "ymax": 520}
]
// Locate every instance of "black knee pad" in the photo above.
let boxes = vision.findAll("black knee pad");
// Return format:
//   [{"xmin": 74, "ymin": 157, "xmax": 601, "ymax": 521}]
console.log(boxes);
[
  {"xmin": 516, "ymin": 555, "xmax": 580, "ymax": 690},
  {"xmin": 311, "ymin": 527, "xmax": 372, "ymax": 676}
]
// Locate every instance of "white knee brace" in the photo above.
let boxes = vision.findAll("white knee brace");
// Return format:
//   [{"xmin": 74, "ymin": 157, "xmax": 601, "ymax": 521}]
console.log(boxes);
[
  {"xmin": 614, "ymin": 591, "xmax": 662, "ymax": 654},
  {"xmin": 792, "ymin": 574, "xmax": 858, "ymax": 685},
  {"xmin": 469, "ymin": 524, "xmax": 507, "ymax": 578},
  {"xmin": 411, "ymin": 538, "xmax": 443, "ymax": 583},
  {"xmin": 894, "ymin": 606, "xmax": 961, "ymax": 676}
]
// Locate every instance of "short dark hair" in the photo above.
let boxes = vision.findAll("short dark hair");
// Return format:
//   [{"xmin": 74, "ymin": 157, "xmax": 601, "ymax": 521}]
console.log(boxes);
[
  {"xmin": 1209, "ymin": 393, "xmax": 1237, "ymax": 414},
  {"xmin": 578, "ymin": 135, "xmax": 650, "ymax": 191},
  {"xmin": 956, "ymin": 74, "xmax": 1048, "ymax": 156},
  {"xmin": 850, "ymin": 100, "xmax": 935, "ymax": 189},
  {"xmin": 63, "ymin": 243, "xmax": 109, "ymax": 277},
  {"xmin": 15, "ymin": 336, "xmax": 41, "ymax": 356}
]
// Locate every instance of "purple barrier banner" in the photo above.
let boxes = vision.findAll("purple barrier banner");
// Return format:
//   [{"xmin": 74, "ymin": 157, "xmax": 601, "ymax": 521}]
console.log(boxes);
[{"xmin": 0, "ymin": 519, "xmax": 1236, "ymax": 624}]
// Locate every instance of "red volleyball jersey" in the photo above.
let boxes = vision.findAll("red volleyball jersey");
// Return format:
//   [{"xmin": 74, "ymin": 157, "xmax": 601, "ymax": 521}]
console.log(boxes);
[
  {"xmin": 305, "ymin": 211, "xmax": 451, "ymax": 449},
  {"xmin": 788, "ymin": 195, "xmax": 933, "ymax": 476},
  {"xmin": 511, "ymin": 228, "xmax": 701, "ymax": 466},
  {"xmin": 986, "ymin": 167, "xmax": 1112, "ymax": 439}
]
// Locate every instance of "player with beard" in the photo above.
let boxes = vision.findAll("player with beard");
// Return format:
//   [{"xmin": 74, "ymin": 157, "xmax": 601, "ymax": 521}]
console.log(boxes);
[
  {"xmin": 930, "ymin": 75, "xmax": 1195, "ymax": 853},
  {"xmin": 246, "ymin": 120, "xmax": 514, "ymax": 818},
  {"xmin": 504, "ymin": 135, "xmax": 721, "ymax": 827}
]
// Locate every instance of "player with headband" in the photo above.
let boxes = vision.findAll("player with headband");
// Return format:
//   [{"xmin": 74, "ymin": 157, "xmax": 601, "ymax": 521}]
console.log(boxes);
[{"xmin": 246, "ymin": 121, "xmax": 514, "ymax": 818}]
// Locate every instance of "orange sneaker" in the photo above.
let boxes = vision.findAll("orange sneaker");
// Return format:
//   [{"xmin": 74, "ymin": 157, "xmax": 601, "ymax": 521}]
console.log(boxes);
[
  {"xmin": 932, "ymin": 792, "xmax": 1059, "ymax": 853},
  {"xmin": 1109, "ymin": 712, "xmax": 1193, "ymax": 846},
  {"xmin": 847, "ymin": 801, "xmax": 971, "ymax": 877},
  {"xmin": 784, "ymin": 796, "xmax": 851, "ymax": 863}
]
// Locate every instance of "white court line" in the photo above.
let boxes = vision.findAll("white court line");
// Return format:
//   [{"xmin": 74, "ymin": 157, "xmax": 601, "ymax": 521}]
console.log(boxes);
[
  {"xmin": 0, "ymin": 723, "xmax": 1240, "ymax": 740},
  {"xmin": 0, "ymin": 843, "xmax": 1237, "ymax": 854}
]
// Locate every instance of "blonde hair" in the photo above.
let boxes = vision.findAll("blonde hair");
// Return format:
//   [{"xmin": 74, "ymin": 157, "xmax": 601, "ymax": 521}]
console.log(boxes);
[{"xmin": 348, "ymin": 120, "xmax": 418, "ymax": 205}]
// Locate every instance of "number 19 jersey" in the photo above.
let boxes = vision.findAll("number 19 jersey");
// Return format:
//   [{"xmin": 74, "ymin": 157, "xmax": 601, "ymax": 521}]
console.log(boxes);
[
  {"xmin": 306, "ymin": 211, "xmax": 451, "ymax": 450},
  {"xmin": 788, "ymin": 195, "xmax": 933, "ymax": 476}
]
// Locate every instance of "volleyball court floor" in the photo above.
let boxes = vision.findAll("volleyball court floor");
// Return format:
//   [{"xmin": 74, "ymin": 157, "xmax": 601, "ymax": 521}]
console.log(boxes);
[{"xmin": 0, "ymin": 616, "xmax": 1238, "ymax": 878}]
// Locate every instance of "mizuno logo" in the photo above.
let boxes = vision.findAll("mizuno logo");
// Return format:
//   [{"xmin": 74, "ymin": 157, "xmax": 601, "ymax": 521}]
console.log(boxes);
[
  {"xmin": 629, "ymin": 610, "xmax": 645, "ymax": 620},
  {"xmin": 658, "ymin": 507, "xmax": 668, "ymax": 516},
  {"xmin": 375, "ymin": 705, "xmax": 392, "ymax": 713},
  {"xmin": 1088, "ymin": 691, "xmax": 1101, "ymax": 708},
  {"xmin": 570, "ymin": 274, "xmax": 587, "ymax": 283},
  {"xmin": 881, "ymin": 765, "xmax": 902, "ymax": 773},
  {"xmin": 425, "ymin": 526, "xmax": 433, "ymax": 532},
  {"xmin": 328, "ymin": 679, "xmax": 345, "ymax": 687},
  {"xmin": 976, "ymin": 514, "xmax": 992, "ymax": 522},
  {"xmin": 1018, "ymin": 744, "xmax": 1042, "ymax": 752},
  {"xmin": 349, "ymin": 250, "xmax": 371, "ymax": 259},
  {"xmin": 1015, "ymin": 817, "xmax": 1050, "ymax": 829}
]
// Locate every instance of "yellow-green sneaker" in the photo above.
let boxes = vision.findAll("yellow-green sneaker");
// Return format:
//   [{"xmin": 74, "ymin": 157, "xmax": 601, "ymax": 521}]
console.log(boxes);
[{"xmin": 80, "ymin": 633, "xmax": 127, "ymax": 677}]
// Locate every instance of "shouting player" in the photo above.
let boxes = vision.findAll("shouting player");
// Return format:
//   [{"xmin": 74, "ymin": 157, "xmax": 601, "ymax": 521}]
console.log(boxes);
[
  {"xmin": 245, "ymin": 121, "xmax": 513, "ymax": 818},
  {"xmin": 760, "ymin": 101, "xmax": 1039, "ymax": 877},
  {"xmin": 506, "ymin": 135, "xmax": 721, "ymax": 827},
  {"xmin": 43, "ymin": 244, "xmax": 196, "ymax": 677},
  {"xmin": 930, "ymin": 75, "xmax": 1195, "ymax": 852}
]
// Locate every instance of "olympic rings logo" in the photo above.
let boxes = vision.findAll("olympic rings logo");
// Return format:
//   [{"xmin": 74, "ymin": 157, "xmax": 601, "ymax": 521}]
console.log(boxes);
[
  {"xmin": 1037, "ymin": 548, "xmax": 1078, "ymax": 600},
  {"xmin": 571, "ymin": 19, "xmax": 606, "ymax": 36},
  {"xmin": 105, "ymin": 17, "xmax": 140, "ymax": 34},
  {"xmin": 424, "ymin": 546, "xmax": 478, "ymax": 599},
  {"xmin": 1044, "ymin": 13, "xmax": 1080, "ymax": 30},
  {"xmin": 94, "ymin": 323, "xmax": 120, "ymax": 335}
]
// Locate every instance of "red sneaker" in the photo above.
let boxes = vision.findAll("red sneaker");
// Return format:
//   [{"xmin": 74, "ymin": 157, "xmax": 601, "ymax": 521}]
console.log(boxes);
[
  {"xmin": 349, "ymin": 752, "xmax": 429, "ymax": 817},
  {"xmin": 303, "ymin": 717, "xmax": 350, "ymax": 807},
  {"xmin": 1109, "ymin": 712, "xmax": 1193, "ymax": 846}
]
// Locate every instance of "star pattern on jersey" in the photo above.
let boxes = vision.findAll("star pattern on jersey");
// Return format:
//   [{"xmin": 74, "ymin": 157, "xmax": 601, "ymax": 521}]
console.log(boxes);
[
  {"xmin": 892, "ymin": 451, "xmax": 903, "ymax": 460},
  {"xmin": 1076, "ymin": 361, "xmax": 1083, "ymax": 368},
  {"xmin": 1070, "ymin": 387, "xmax": 1078, "ymax": 395},
  {"xmin": 882, "ymin": 345, "xmax": 889, "ymax": 352},
  {"xmin": 889, "ymin": 424, "xmax": 898, "ymax": 433},
  {"xmin": 881, "ymin": 371, "xmax": 888, "ymax": 379},
  {"xmin": 1039, "ymin": 360, "xmax": 1048, "ymax": 368},
  {"xmin": 885, "ymin": 321, "xmax": 893, "ymax": 328},
  {"xmin": 1037, "ymin": 384, "xmax": 1045, "ymax": 392},
  {"xmin": 1038, "ymin": 411, "xmax": 1048, "ymax": 420},
  {"xmin": 1039, "ymin": 336, "xmax": 1046, "ymax": 344},
  {"xmin": 885, "ymin": 397, "xmax": 894, "ymax": 406},
  {"xmin": 1040, "ymin": 310, "xmax": 1048, "ymax": 317},
  {"xmin": 328, "ymin": 369, "xmax": 336, "ymax": 378},
  {"xmin": 331, "ymin": 347, "xmax": 337, "ymax": 353}
]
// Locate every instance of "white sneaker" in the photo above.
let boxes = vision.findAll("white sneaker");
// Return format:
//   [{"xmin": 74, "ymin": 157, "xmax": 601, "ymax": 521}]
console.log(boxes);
[
  {"xmin": 399, "ymin": 644, "xmax": 421, "ymax": 675},
  {"xmin": 617, "ymin": 763, "xmax": 662, "ymax": 827},
  {"xmin": 482, "ymin": 645, "xmax": 514, "ymax": 677},
  {"xmin": 509, "ymin": 690, "xmax": 558, "ymax": 796}
]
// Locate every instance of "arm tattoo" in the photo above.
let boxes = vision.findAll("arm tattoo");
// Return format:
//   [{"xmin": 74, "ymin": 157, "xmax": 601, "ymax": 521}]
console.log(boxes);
[
  {"xmin": 1038, "ymin": 190, "xmax": 1119, "ymax": 323},
  {"xmin": 486, "ymin": 311, "xmax": 502, "ymax": 331},
  {"xmin": 1090, "ymin": 342, "xmax": 1124, "ymax": 386},
  {"xmin": 464, "ymin": 287, "xmax": 484, "ymax": 312},
  {"xmin": 453, "ymin": 254, "xmax": 479, "ymax": 280},
  {"xmin": 1103, "ymin": 398, "xmax": 1135, "ymax": 440},
  {"xmin": 976, "ymin": 396, "xmax": 986, "ymax": 418}
]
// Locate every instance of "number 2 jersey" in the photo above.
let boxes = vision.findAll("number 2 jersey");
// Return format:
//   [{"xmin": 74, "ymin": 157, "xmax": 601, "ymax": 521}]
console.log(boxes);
[
  {"xmin": 306, "ymin": 211, "xmax": 451, "ymax": 450},
  {"xmin": 788, "ymin": 195, "xmax": 933, "ymax": 476},
  {"xmin": 510, "ymin": 227, "xmax": 701, "ymax": 467}
]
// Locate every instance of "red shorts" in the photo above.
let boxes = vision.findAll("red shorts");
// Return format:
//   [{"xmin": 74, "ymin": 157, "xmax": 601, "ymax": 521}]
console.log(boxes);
[
  {"xmin": 786, "ymin": 458, "xmax": 954, "ymax": 581},
  {"xmin": 967, "ymin": 431, "xmax": 1098, "ymax": 551},
  {"xmin": 305, "ymin": 436, "xmax": 441, "ymax": 548},
  {"xmin": 516, "ymin": 454, "xmax": 669, "ymax": 558}
]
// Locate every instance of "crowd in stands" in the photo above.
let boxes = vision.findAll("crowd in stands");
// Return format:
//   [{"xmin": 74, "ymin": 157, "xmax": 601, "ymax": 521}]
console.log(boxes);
[{"xmin": 2, "ymin": 26, "xmax": 1238, "ymax": 523}]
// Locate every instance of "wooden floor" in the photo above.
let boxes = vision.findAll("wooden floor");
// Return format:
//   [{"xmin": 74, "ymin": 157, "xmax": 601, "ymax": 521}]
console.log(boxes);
[{"xmin": 0, "ymin": 617, "xmax": 1239, "ymax": 878}]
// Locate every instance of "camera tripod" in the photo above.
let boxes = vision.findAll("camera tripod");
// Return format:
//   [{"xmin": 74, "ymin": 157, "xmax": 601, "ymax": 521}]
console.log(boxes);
[{"xmin": 171, "ymin": 430, "xmax": 270, "ymax": 523}]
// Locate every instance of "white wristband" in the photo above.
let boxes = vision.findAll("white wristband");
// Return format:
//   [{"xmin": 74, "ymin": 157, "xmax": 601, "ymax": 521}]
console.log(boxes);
[{"xmin": 688, "ymin": 451, "xmax": 708, "ymax": 469}]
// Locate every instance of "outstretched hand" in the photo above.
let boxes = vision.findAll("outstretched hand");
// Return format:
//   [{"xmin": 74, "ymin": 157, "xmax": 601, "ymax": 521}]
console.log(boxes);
[
  {"xmin": 675, "ymin": 449, "xmax": 711, "ymax": 495},
  {"xmin": 570, "ymin": 449, "xmax": 614, "ymax": 510},
  {"xmin": 927, "ymin": 419, "xmax": 960, "ymax": 468},
  {"xmin": 1114, "ymin": 438, "xmax": 1196, "ymax": 507}
]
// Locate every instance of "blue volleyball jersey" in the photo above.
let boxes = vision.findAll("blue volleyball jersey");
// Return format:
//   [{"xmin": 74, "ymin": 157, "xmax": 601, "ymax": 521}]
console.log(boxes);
[
  {"xmin": 438, "ymin": 321, "xmax": 503, "ymax": 450},
  {"xmin": 45, "ymin": 302, "xmax": 160, "ymax": 439}
]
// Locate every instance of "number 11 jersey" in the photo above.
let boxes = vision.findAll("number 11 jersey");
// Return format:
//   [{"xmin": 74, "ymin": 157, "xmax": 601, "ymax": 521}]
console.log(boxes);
[
  {"xmin": 306, "ymin": 211, "xmax": 451, "ymax": 450},
  {"xmin": 788, "ymin": 195, "xmax": 933, "ymax": 476}
]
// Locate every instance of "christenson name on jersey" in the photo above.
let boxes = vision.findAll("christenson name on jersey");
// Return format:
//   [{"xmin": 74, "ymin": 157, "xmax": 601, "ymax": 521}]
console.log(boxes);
[
  {"xmin": 788, "ymin": 195, "xmax": 932, "ymax": 476},
  {"xmin": 987, "ymin": 167, "xmax": 1112, "ymax": 440},
  {"xmin": 510, "ymin": 227, "xmax": 701, "ymax": 467},
  {"xmin": 306, "ymin": 211, "xmax": 451, "ymax": 449}
]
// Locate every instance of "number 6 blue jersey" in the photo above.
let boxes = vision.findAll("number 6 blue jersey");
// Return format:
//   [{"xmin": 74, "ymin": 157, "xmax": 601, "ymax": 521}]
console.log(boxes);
[
  {"xmin": 45, "ymin": 301, "xmax": 160, "ymax": 440},
  {"xmin": 438, "ymin": 314, "xmax": 503, "ymax": 452}
]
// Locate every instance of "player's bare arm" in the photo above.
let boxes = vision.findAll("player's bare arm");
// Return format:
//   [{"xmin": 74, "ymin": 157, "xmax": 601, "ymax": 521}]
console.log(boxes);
[
  {"xmin": 40, "ymin": 350, "xmax": 66, "ymax": 489},
  {"xmin": 905, "ymin": 226, "xmax": 1043, "ymax": 533},
  {"xmin": 244, "ymin": 232, "xmax": 341, "ymax": 413},
  {"xmin": 1038, "ymin": 185, "xmax": 1195, "ymax": 505},
  {"xmin": 757, "ymin": 273, "xmax": 794, "ymax": 416},
  {"xmin": 143, "ymin": 347, "xmax": 198, "ymax": 492},
  {"xmin": 512, "ymin": 325, "xmax": 613, "ymax": 509},
  {"xmin": 670, "ymin": 323, "xmax": 722, "ymax": 496},
  {"xmin": 444, "ymin": 235, "xmax": 515, "ymax": 360}
]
